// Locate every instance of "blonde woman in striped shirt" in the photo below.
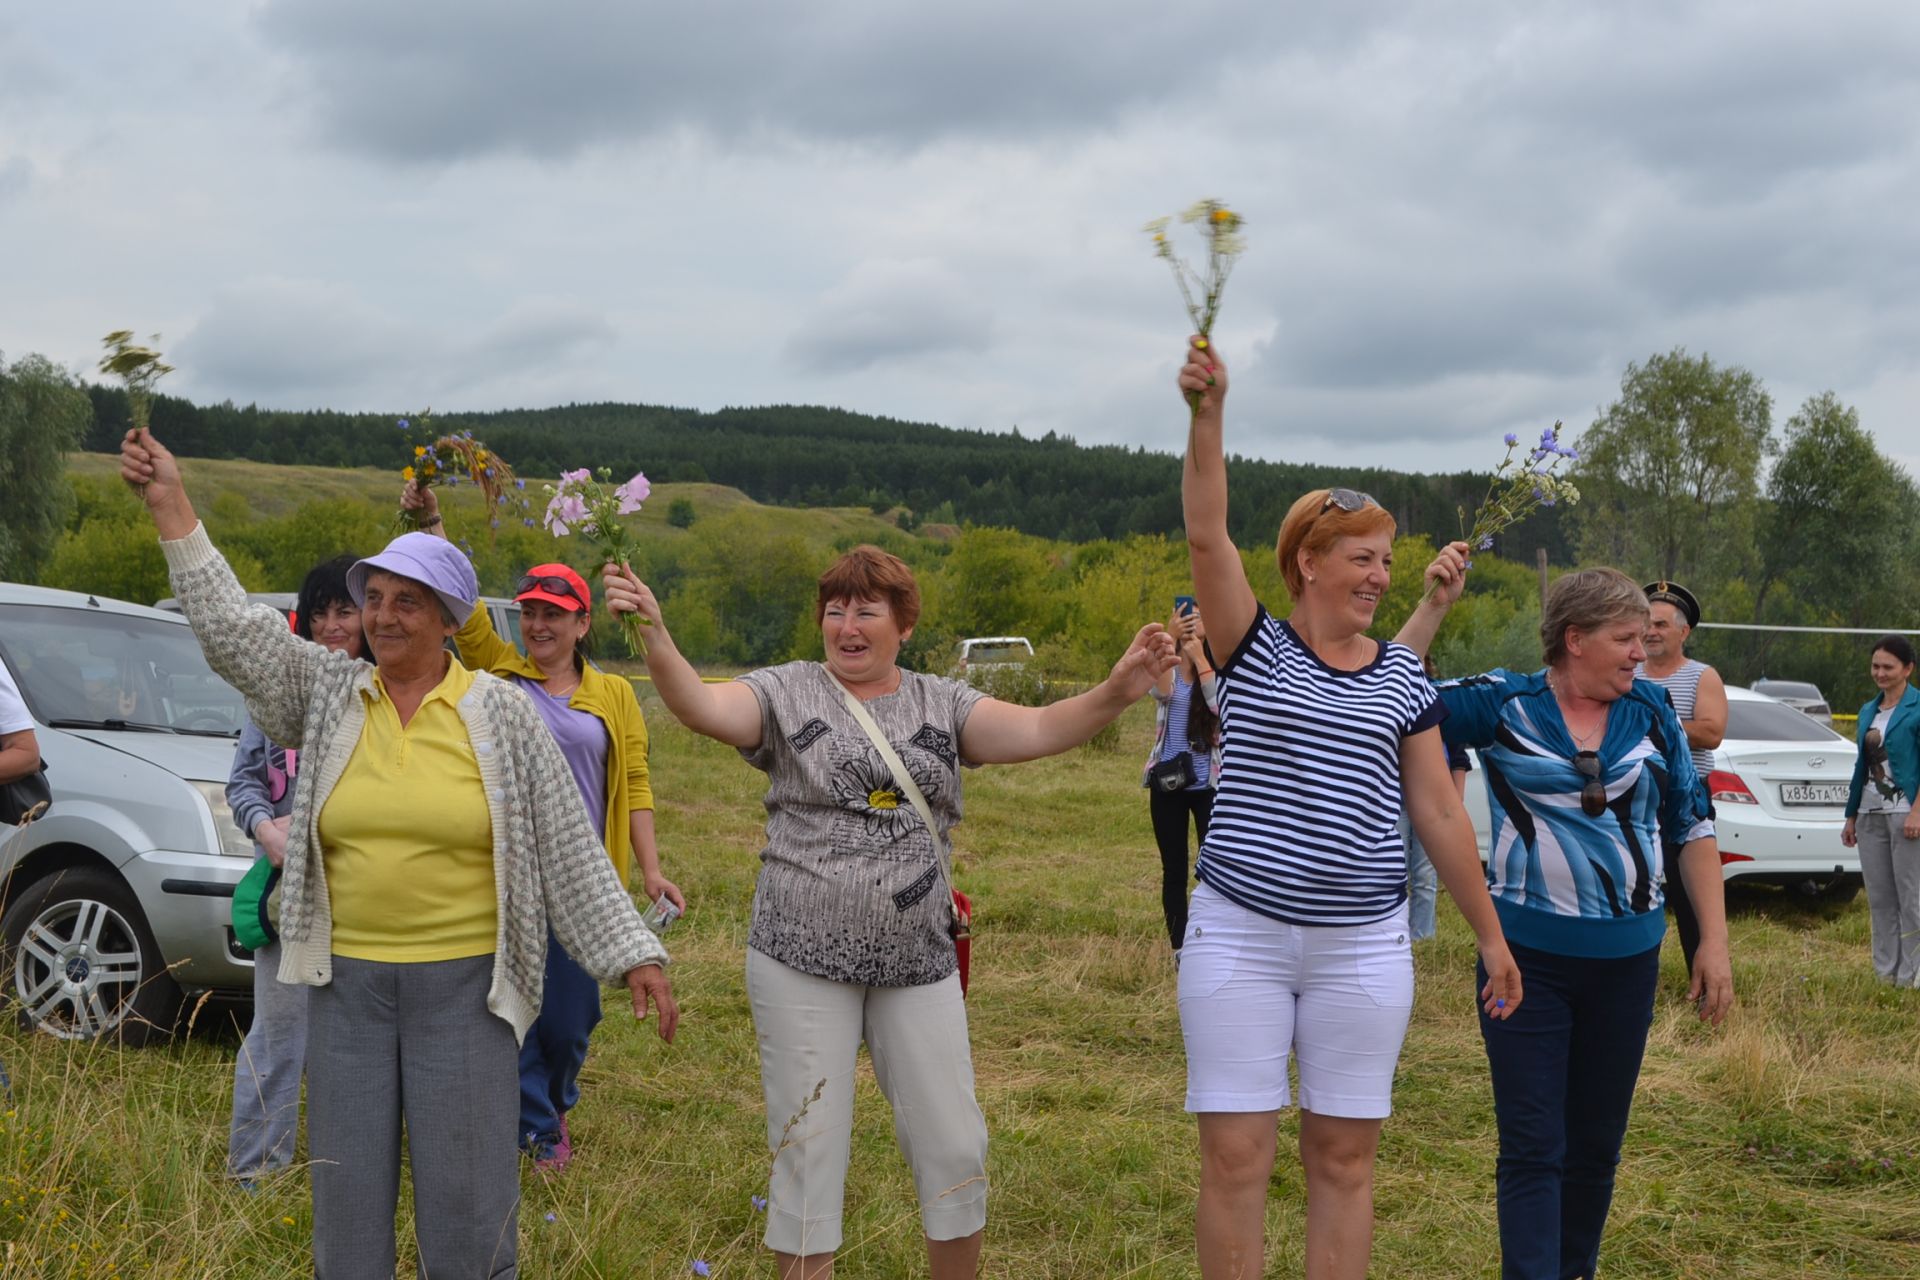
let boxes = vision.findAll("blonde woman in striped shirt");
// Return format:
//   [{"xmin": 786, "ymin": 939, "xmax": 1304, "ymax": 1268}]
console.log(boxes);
[{"xmin": 1177, "ymin": 337, "xmax": 1521, "ymax": 1280}]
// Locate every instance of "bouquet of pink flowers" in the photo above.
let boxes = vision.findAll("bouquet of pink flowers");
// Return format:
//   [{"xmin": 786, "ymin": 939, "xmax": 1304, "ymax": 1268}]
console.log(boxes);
[{"xmin": 543, "ymin": 467, "xmax": 653, "ymax": 655}]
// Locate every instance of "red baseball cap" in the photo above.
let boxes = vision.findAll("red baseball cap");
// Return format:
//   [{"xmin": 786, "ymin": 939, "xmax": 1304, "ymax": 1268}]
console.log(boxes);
[{"xmin": 514, "ymin": 563, "xmax": 592, "ymax": 613}]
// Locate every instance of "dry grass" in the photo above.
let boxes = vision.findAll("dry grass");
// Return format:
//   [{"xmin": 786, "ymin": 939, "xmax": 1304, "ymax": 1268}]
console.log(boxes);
[{"xmin": 0, "ymin": 700, "xmax": 1916, "ymax": 1276}]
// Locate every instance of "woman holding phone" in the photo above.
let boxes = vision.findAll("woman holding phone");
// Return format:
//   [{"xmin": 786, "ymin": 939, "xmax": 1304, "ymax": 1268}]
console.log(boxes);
[{"xmin": 1144, "ymin": 597, "xmax": 1221, "ymax": 955}]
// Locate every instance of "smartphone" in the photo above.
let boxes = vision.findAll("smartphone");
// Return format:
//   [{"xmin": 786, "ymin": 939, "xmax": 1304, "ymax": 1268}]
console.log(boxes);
[{"xmin": 1173, "ymin": 594, "xmax": 1197, "ymax": 617}]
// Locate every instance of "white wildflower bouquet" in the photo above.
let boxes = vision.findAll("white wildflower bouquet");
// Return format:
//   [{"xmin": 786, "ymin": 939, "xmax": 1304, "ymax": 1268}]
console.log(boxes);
[
  {"xmin": 99, "ymin": 330, "xmax": 174, "ymax": 433},
  {"xmin": 1144, "ymin": 199, "xmax": 1247, "ymax": 416}
]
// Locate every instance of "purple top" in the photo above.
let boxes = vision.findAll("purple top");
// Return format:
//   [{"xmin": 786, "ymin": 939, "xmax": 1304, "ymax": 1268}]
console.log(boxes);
[{"xmin": 515, "ymin": 674, "xmax": 611, "ymax": 834}]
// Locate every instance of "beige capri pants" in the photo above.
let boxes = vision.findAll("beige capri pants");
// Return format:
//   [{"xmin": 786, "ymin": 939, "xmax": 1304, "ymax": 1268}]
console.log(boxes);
[{"xmin": 746, "ymin": 947, "xmax": 989, "ymax": 1255}]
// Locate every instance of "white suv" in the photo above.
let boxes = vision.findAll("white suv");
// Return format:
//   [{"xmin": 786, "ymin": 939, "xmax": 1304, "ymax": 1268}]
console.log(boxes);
[{"xmin": 952, "ymin": 636, "xmax": 1034, "ymax": 675}]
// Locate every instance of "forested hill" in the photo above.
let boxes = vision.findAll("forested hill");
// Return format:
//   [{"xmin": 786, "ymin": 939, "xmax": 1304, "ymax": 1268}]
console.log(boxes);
[{"xmin": 83, "ymin": 386, "xmax": 1571, "ymax": 559}]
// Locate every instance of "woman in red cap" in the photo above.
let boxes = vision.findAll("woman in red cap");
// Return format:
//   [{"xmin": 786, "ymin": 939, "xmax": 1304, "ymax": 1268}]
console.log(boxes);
[{"xmin": 406, "ymin": 482, "xmax": 681, "ymax": 1171}]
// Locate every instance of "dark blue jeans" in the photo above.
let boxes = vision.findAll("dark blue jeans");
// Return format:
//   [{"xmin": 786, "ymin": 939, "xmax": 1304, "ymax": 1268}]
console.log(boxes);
[
  {"xmin": 1477, "ymin": 940, "xmax": 1661, "ymax": 1280},
  {"xmin": 518, "ymin": 930, "xmax": 603, "ymax": 1151}
]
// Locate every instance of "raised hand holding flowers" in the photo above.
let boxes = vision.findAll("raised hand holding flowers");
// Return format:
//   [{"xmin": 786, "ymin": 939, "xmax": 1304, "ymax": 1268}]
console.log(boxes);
[
  {"xmin": 99, "ymin": 330, "xmax": 174, "ymax": 434},
  {"xmin": 393, "ymin": 412, "xmax": 529, "ymax": 542},
  {"xmin": 1144, "ymin": 199, "xmax": 1247, "ymax": 416},
  {"xmin": 543, "ymin": 467, "xmax": 653, "ymax": 655}
]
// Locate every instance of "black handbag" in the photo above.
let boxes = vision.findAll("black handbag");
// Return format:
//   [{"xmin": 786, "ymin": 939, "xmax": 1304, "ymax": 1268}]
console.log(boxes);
[
  {"xmin": 0, "ymin": 760, "xmax": 51, "ymax": 826},
  {"xmin": 1147, "ymin": 754, "xmax": 1197, "ymax": 793}
]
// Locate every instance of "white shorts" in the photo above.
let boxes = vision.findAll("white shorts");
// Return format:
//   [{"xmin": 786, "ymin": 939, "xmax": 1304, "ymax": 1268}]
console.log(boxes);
[{"xmin": 1178, "ymin": 883, "xmax": 1414, "ymax": 1119}]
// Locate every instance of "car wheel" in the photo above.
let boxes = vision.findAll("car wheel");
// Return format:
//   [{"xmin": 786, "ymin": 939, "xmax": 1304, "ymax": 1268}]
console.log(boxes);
[{"xmin": 0, "ymin": 866, "xmax": 182, "ymax": 1046}]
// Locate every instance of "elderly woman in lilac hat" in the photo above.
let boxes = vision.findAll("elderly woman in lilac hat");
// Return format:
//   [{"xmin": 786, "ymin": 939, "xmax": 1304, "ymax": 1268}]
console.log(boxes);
[{"xmin": 121, "ymin": 426, "xmax": 678, "ymax": 1280}]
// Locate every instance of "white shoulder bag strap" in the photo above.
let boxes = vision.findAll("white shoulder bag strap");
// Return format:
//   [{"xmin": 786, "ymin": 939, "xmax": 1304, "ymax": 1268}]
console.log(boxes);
[{"xmin": 824, "ymin": 667, "xmax": 959, "ymax": 920}]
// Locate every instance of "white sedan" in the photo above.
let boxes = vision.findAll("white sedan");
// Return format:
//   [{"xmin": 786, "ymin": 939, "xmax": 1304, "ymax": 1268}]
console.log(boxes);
[{"xmin": 1463, "ymin": 685, "xmax": 1860, "ymax": 891}]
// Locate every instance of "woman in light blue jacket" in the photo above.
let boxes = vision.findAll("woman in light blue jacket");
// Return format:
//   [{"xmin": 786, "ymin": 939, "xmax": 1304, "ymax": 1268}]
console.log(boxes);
[
  {"xmin": 224, "ymin": 554, "xmax": 362, "ymax": 1183},
  {"xmin": 1841, "ymin": 635, "xmax": 1920, "ymax": 988}
]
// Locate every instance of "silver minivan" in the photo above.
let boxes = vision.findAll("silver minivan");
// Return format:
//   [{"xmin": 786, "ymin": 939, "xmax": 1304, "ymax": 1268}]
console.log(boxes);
[{"xmin": 0, "ymin": 584, "xmax": 256, "ymax": 1043}]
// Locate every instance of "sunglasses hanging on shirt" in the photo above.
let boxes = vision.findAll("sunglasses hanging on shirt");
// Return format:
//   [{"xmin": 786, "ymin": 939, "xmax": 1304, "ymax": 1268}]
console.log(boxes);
[{"xmin": 1572, "ymin": 750, "xmax": 1608, "ymax": 818}]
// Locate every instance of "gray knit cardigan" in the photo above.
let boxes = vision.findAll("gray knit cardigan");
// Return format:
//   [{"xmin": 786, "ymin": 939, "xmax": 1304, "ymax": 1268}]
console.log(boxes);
[{"xmin": 161, "ymin": 525, "xmax": 667, "ymax": 1042}]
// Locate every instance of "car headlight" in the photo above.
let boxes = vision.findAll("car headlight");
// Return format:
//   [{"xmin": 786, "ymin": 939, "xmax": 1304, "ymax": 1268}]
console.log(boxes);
[{"xmin": 191, "ymin": 781, "xmax": 260, "ymax": 859}]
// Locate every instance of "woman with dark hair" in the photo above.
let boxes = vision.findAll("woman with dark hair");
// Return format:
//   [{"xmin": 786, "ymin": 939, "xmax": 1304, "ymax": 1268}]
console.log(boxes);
[
  {"xmin": 1842, "ymin": 634, "xmax": 1920, "ymax": 988},
  {"xmin": 224, "ymin": 552, "xmax": 362, "ymax": 1184},
  {"xmin": 603, "ymin": 544, "xmax": 1172, "ymax": 1280},
  {"xmin": 1144, "ymin": 600, "xmax": 1220, "ymax": 954},
  {"xmin": 405, "ymin": 480, "xmax": 684, "ymax": 1169}
]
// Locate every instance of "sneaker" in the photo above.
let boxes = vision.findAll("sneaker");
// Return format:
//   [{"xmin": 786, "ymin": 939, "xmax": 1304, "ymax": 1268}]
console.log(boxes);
[{"xmin": 531, "ymin": 1126, "xmax": 572, "ymax": 1174}]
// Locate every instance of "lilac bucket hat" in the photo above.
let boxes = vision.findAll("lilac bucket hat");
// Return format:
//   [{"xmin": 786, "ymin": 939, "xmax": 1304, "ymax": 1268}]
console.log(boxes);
[{"xmin": 345, "ymin": 532, "xmax": 479, "ymax": 626}]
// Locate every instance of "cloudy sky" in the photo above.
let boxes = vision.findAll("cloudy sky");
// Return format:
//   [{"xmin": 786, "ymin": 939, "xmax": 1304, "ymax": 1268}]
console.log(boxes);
[{"xmin": 3, "ymin": 1, "xmax": 1917, "ymax": 474}]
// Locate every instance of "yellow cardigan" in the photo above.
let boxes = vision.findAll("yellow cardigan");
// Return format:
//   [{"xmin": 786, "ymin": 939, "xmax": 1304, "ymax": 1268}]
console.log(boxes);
[{"xmin": 454, "ymin": 608, "xmax": 653, "ymax": 885}]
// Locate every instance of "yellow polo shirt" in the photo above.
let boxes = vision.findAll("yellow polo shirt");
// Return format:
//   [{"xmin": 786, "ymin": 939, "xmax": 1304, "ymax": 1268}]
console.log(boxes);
[
  {"xmin": 453, "ymin": 605, "xmax": 652, "ymax": 883},
  {"xmin": 318, "ymin": 657, "xmax": 497, "ymax": 962}
]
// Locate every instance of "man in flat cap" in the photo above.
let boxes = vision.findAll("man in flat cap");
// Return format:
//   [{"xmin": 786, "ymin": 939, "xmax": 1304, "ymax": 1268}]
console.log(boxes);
[{"xmin": 1637, "ymin": 580, "xmax": 1727, "ymax": 980}]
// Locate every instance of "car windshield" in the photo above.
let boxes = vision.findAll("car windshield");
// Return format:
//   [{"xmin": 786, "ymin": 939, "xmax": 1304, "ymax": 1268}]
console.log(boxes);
[
  {"xmin": 0, "ymin": 603, "xmax": 249, "ymax": 736},
  {"xmin": 1754, "ymin": 681, "xmax": 1823, "ymax": 702},
  {"xmin": 1728, "ymin": 699, "xmax": 1847, "ymax": 743},
  {"xmin": 967, "ymin": 644, "xmax": 1030, "ymax": 664}
]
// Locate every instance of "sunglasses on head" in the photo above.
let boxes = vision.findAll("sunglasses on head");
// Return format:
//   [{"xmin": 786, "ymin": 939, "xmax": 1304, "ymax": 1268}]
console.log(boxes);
[
  {"xmin": 1573, "ymin": 750, "xmax": 1607, "ymax": 818},
  {"xmin": 516, "ymin": 573, "xmax": 587, "ymax": 610},
  {"xmin": 1320, "ymin": 487, "xmax": 1376, "ymax": 513}
]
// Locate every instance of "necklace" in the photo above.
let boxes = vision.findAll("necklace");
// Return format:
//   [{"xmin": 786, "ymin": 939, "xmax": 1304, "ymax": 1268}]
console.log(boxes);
[
  {"xmin": 1548, "ymin": 671, "xmax": 1607, "ymax": 747},
  {"xmin": 542, "ymin": 672, "xmax": 581, "ymax": 700}
]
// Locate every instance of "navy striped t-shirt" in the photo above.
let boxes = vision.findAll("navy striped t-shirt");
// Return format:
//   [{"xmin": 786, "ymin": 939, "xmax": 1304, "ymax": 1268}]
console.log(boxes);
[{"xmin": 1197, "ymin": 607, "xmax": 1445, "ymax": 926}]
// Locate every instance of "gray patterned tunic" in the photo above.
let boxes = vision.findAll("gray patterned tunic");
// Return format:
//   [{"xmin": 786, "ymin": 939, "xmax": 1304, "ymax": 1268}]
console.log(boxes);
[{"xmin": 737, "ymin": 662, "xmax": 984, "ymax": 986}]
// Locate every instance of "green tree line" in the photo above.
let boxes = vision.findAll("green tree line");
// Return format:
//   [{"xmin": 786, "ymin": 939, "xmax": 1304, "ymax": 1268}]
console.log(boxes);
[
  {"xmin": 75, "ymin": 384, "xmax": 1571, "ymax": 561},
  {"xmin": 1569, "ymin": 348, "xmax": 1920, "ymax": 711},
  {"xmin": 9, "ymin": 344, "xmax": 1915, "ymax": 713}
]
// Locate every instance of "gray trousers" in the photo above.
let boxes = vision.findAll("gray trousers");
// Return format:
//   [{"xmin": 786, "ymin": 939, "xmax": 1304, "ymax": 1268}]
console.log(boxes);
[
  {"xmin": 308, "ymin": 954, "xmax": 520, "ymax": 1279},
  {"xmin": 228, "ymin": 938, "xmax": 310, "ymax": 1179},
  {"xmin": 1857, "ymin": 812, "xmax": 1920, "ymax": 988},
  {"xmin": 746, "ymin": 948, "xmax": 989, "ymax": 1256}
]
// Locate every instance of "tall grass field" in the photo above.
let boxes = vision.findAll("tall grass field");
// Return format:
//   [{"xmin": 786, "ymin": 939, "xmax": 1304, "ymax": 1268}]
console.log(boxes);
[{"xmin": 0, "ymin": 693, "xmax": 1914, "ymax": 1277}]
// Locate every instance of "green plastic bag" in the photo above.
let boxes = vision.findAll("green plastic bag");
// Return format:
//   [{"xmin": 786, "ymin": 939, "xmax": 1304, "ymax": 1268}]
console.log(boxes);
[{"xmin": 231, "ymin": 858, "xmax": 281, "ymax": 952}]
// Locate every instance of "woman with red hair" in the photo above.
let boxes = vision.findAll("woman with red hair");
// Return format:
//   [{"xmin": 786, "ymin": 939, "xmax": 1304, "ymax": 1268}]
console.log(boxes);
[
  {"xmin": 1175, "ymin": 336, "xmax": 1522, "ymax": 1280},
  {"xmin": 604, "ymin": 545, "xmax": 1174, "ymax": 1280}
]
